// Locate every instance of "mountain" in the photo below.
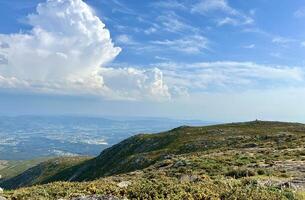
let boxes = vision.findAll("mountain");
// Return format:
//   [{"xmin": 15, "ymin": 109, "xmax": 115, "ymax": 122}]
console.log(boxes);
[{"xmin": 2, "ymin": 121, "xmax": 305, "ymax": 199}]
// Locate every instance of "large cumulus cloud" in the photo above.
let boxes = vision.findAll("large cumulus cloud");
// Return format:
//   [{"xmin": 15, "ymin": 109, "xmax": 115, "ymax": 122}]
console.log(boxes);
[{"xmin": 0, "ymin": 0, "xmax": 170, "ymax": 100}]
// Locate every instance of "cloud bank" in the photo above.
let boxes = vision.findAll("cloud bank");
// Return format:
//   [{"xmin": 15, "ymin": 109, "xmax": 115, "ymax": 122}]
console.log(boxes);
[
  {"xmin": 0, "ymin": 0, "xmax": 170, "ymax": 100},
  {"xmin": 157, "ymin": 61, "xmax": 305, "ymax": 92}
]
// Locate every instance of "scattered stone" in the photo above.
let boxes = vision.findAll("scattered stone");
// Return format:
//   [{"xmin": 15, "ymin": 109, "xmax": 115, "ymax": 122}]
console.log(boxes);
[
  {"xmin": 71, "ymin": 195, "xmax": 122, "ymax": 200},
  {"xmin": 117, "ymin": 181, "xmax": 131, "ymax": 188},
  {"xmin": 0, "ymin": 196, "xmax": 7, "ymax": 200},
  {"xmin": 291, "ymin": 177, "xmax": 305, "ymax": 189}
]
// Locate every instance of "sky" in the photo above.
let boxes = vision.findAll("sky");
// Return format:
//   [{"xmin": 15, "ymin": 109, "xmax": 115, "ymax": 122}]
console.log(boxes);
[{"xmin": 0, "ymin": 0, "xmax": 305, "ymax": 122}]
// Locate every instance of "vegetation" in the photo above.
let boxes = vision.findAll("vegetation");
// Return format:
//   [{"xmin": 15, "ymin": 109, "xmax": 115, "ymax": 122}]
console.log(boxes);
[
  {"xmin": 0, "ymin": 158, "xmax": 50, "ymax": 182},
  {"xmin": 2, "ymin": 121, "xmax": 305, "ymax": 199},
  {"xmin": 0, "ymin": 157, "xmax": 90, "ymax": 189}
]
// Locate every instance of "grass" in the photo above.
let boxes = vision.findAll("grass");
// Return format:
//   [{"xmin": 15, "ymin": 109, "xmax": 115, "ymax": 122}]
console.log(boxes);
[{"xmin": 2, "ymin": 172, "xmax": 296, "ymax": 200}]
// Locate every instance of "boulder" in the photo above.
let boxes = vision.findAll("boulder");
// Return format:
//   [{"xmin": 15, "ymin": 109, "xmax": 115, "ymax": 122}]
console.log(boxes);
[
  {"xmin": 117, "ymin": 181, "xmax": 131, "ymax": 188},
  {"xmin": 179, "ymin": 174, "xmax": 199, "ymax": 183}
]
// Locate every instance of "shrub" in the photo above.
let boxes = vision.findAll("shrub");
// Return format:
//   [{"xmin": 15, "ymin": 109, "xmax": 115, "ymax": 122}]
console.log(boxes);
[
  {"xmin": 257, "ymin": 169, "xmax": 266, "ymax": 175},
  {"xmin": 225, "ymin": 168, "xmax": 256, "ymax": 179}
]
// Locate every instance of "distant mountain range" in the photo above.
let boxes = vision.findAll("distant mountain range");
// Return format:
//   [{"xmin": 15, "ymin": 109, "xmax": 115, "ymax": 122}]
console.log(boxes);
[{"xmin": 0, "ymin": 115, "xmax": 213, "ymax": 160}]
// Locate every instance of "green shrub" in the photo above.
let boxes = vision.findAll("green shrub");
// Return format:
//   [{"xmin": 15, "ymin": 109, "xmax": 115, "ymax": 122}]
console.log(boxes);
[{"xmin": 225, "ymin": 168, "xmax": 256, "ymax": 178}]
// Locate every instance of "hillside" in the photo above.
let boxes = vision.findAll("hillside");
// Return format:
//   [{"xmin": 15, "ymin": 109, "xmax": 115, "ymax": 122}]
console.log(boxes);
[
  {"xmin": 0, "ymin": 158, "xmax": 50, "ymax": 183},
  {"xmin": 2, "ymin": 121, "xmax": 305, "ymax": 199},
  {"xmin": 0, "ymin": 157, "xmax": 89, "ymax": 189}
]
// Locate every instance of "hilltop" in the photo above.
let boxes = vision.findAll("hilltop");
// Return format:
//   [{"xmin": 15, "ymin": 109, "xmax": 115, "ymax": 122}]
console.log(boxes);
[{"xmin": 2, "ymin": 121, "xmax": 305, "ymax": 199}]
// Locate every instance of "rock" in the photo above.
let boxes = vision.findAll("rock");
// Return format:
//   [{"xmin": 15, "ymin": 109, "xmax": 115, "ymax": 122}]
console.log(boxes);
[
  {"xmin": 134, "ymin": 156, "xmax": 150, "ymax": 165},
  {"xmin": 0, "ymin": 196, "xmax": 6, "ymax": 200},
  {"xmin": 179, "ymin": 175, "xmax": 199, "ymax": 183},
  {"xmin": 257, "ymin": 180, "xmax": 274, "ymax": 187},
  {"xmin": 277, "ymin": 182, "xmax": 297, "ymax": 190},
  {"xmin": 242, "ymin": 143, "xmax": 258, "ymax": 148},
  {"xmin": 0, "ymin": 187, "xmax": 3, "ymax": 193},
  {"xmin": 71, "ymin": 195, "xmax": 122, "ymax": 200},
  {"xmin": 128, "ymin": 171, "xmax": 143, "ymax": 176},
  {"xmin": 117, "ymin": 181, "xmax": 131, "ymax": 188},
  {"xmin": 163, "ymin": 154, "xmax": 174, "ymax": 159},
  {"xmin": 156, "ymin": 159, "xmax": 173, "ymax": 168},
  {"xmin": 173, "ymin": 160, "xmax": 187, "ymax": 168}
]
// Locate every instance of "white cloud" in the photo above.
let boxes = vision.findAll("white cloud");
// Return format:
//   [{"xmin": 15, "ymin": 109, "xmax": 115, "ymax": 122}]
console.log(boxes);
[
  {"xmin": 157, "ymin": 12, "xmax": 199, "ymax": 34},
  {"xmin": 99, "ymin": 67, "xmax": 171, "ymax": 100},
  {"xmin": 0, "ymin": 0, "xmax": 170, "ymax": 101},
  {"xmin": 116, "ymin": 34, "xmax": 138, "ymax": 45},
  {"xmin": 272, "ymin": 36, "xmax": 295, "ymax": 46},
  {"xmin": 243, "ymin": 44, "xmax": 255, "ymax": 49},
  {"xmin": 192, "ymin": 0, "xmax": 254, "ymax": 26},
  {"xmin": 151, "ymin": 35, "xmax": 209, "ymax": 54},
  {"xmin": 216, "ymin": 17, "xmax": 239, "ymax": 26},
  {"xmin": 0, "ymin": 0, "xmax": 120, "ymax": 86},
  {"xmin": 152, "ymin": 0, "xmax": 187, "ymax": 10},
  {"xmin": 294, "ymin": 7, "xmax": 305, "ymax": 18},
  {"xmin": 156, "ymin": 61, "xmax": 304, "ymax": 91},
  {"xmin": 144, "ymin": 27, "xmax": 157, "ymax": 35},
  {"xmin": 192, "ymin": 0, "xmax": 237, "ymax": 15}
]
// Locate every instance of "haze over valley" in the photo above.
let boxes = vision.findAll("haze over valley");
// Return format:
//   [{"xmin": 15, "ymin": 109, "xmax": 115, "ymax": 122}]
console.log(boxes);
[{"xmin": 0, "ymin": 116, "xmax": 207, "ymax": 160}]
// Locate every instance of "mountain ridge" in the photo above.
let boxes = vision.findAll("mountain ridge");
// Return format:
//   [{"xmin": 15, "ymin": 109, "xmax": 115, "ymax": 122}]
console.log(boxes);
[{"xmin": 2, "ymin": 120, "xmax": 305, "ymax": 199}]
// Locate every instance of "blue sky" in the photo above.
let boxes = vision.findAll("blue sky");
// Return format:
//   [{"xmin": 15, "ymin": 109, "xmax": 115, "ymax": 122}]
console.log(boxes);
[
  {"xmin": 99, "ymin": 0, "xmax": 305, "ymax": 66},
  {"xmin": 0, "ymin": 0, "xmax": 305, "ymax": 122}
]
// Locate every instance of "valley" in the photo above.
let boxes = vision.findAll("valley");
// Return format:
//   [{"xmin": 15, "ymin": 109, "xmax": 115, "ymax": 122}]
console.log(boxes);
[{"xmin": 0, "ymin": 116, "xmax": 207, "ymax": 160}]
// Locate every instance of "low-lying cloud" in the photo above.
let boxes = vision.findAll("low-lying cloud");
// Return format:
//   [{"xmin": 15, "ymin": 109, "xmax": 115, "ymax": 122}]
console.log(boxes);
[{"xmin": 157, "ymin": 61, "xmax": 305, "ymax": 92}]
